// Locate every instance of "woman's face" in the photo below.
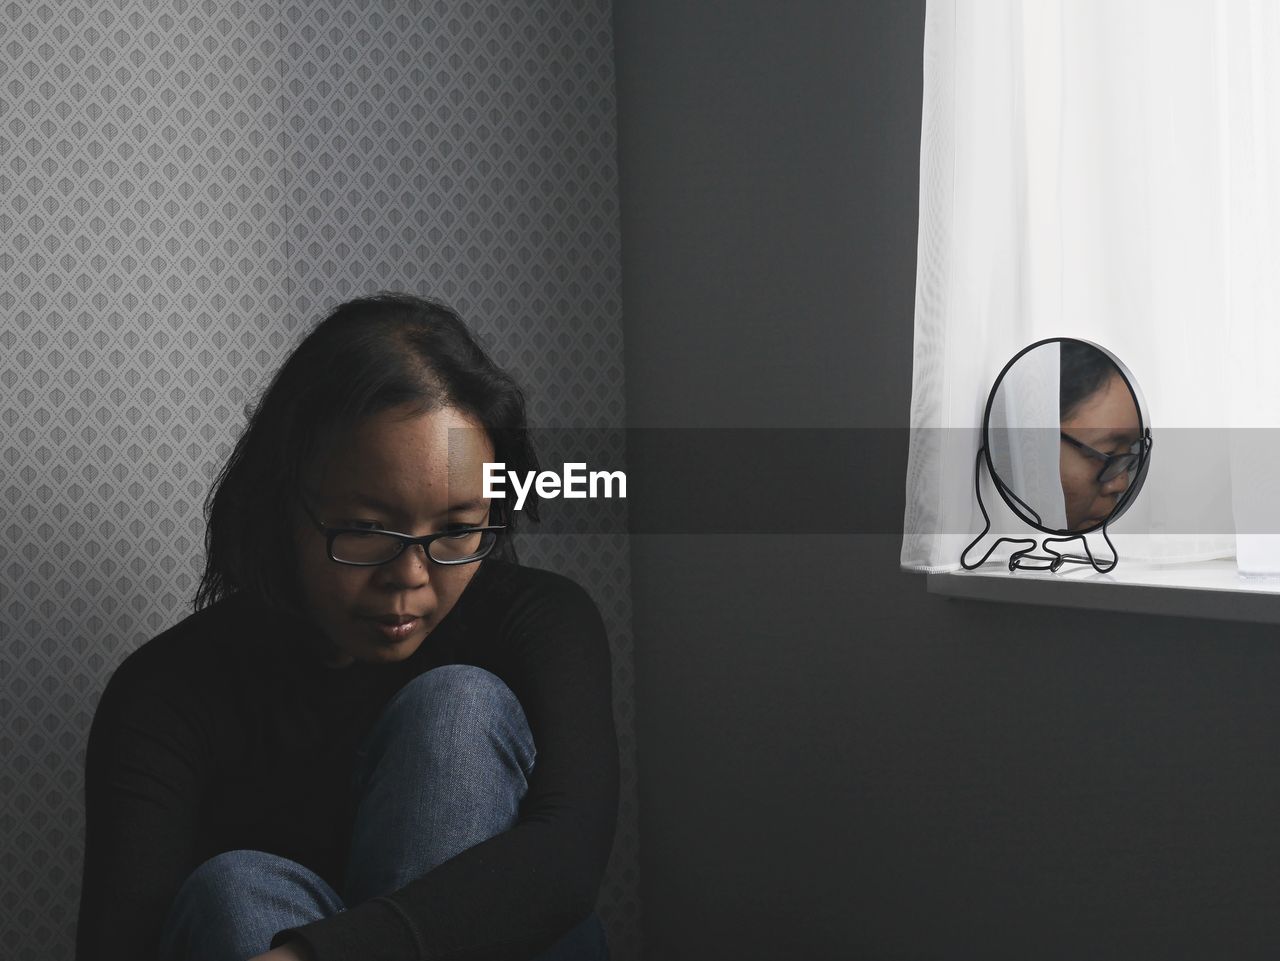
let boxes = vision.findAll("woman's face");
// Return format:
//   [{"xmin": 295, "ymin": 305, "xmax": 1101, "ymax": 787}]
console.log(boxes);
[
  {"xmin": 1059, "ymin": 371, "xmax": 1140, "ymax": 531},
  {"xmin": 292, "ymin": 403, "xmax": 495, "ymax": 668}
]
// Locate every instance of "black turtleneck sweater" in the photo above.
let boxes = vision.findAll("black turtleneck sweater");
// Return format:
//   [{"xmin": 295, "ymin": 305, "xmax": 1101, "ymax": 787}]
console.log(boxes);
[{"xmin": 75, "ymin": 559, "xmax": 619, "ymax": 961}]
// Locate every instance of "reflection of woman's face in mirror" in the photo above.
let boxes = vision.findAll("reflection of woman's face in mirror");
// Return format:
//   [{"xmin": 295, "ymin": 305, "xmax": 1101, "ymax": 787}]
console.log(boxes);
[{"xmin": 1059, "ymin": 369, "xmax": 1140, "ymax": 531}]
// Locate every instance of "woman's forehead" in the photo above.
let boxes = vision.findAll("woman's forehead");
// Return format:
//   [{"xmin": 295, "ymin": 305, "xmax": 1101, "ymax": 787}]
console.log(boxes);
[
  {"xmin": 309, "ymin": 406, "xmax": 494, "ymax": 504},
  {"xmin": 1062, "ymin": 371, "xmax": 1138, "ymax": 429}
]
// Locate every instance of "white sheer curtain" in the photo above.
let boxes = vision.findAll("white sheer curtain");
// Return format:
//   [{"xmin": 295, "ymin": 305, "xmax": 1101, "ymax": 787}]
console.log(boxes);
[
  {"xmin": 986, "ymin": 343, "xmax": 1068, "ymax": 533},
  {"xmin": 903, "ymin": 0, "xmax": 1280, "ymax": 573}
]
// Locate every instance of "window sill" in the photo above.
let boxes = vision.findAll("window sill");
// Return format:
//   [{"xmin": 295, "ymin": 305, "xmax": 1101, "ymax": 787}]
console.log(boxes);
[{"xmin": 927, "ymin": 558, "xmax": 1280, "ymax": 625}]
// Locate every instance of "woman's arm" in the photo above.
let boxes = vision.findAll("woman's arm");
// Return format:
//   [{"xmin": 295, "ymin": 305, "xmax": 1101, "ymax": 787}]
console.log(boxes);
[
  {"xmin": 270, "ymin": 570, "xmax": 621, "ymax": 961},
  {"xmin": 77, "ymin": 651, "xmax": 212, "ymax": 960}
]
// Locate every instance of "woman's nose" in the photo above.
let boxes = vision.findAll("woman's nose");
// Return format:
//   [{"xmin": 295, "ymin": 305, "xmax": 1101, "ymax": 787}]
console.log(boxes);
[
  {"xmin": 380, "ymin": 543, "xmax": 431, "ymax": 588},
  {"xmin": 1100, "ymin": 469, "xmax": 1130, "ymax": 496}
]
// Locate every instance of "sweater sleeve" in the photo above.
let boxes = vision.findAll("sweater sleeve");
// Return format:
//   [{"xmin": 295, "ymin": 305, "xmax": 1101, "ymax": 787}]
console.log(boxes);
[
  {"xmin": 76, "ymin": 648, "xmax": 214, "ymax": 961},
  {"xmin": 270, "ymin": 571, "xmax": 621, "ymax": 961}
]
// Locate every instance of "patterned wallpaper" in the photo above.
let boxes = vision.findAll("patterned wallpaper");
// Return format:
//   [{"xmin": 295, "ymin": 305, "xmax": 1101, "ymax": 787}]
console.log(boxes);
[{"xmin": 0, "ymin": 1, "xmax": 638, "ymax": 959}]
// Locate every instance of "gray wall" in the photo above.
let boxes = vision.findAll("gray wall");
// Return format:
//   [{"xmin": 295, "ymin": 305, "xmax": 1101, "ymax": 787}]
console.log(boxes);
[
  {"xmin": 614, "ymin": 2, "xmax": 1280, "ymax": 959},
  {"xmin": 2, "ymin": 2, "xmax": 638, "ymax": 959}
]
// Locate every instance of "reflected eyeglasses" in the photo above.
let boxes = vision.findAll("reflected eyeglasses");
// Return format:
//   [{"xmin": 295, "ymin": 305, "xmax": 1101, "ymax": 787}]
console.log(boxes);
[
  {"xmin": 1059, "ymin": 432, "xmax": 1144, "ymax": 484},
  {"xmin": 298, "ymin": 498, "xmax": 505, "ymax": 566}
]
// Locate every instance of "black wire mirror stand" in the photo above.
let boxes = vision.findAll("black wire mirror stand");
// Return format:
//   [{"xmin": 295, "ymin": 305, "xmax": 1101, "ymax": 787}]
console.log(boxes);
[{"xmin": 959, "ymin": 445, "xmax": 1121, "ymax": 574}]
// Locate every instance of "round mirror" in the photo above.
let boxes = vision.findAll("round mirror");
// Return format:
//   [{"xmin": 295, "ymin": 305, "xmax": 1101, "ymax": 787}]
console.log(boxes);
[{"xmin": 983, "ymin": 338, "xmax": 1151, "ymax": 536}]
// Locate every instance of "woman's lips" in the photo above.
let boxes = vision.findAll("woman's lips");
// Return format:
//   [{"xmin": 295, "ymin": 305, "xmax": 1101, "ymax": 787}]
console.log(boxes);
[{"xmin": 365, "ymin": 615, "xmax": 423, "ymax": 641}]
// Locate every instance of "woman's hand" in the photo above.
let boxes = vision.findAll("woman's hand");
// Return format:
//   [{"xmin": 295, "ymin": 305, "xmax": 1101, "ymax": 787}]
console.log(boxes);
[{"xmin": 248, "ymin": 941, "xmax": 315, "ymax": 961}]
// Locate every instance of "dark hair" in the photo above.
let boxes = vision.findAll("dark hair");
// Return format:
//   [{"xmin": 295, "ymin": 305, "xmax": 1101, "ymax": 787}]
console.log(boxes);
[
  {"xmin": 195, "ymin": 293, "xmax": 539, "ymax": 613},
  {"xmin": 1059, "ymin": 340, "xmax": 1121, "ymax": 421}
]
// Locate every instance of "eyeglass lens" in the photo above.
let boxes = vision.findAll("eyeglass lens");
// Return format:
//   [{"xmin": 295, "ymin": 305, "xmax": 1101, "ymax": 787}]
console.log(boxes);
[{"xmin": 1099, "ymin": 454, "xmax": 1138, "ymax": 484}]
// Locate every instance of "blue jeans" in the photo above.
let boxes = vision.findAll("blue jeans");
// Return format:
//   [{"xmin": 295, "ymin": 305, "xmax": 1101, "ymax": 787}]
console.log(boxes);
[{"xmin": 158, "ymin": 664, "xmax": 608, "ymax": 961}]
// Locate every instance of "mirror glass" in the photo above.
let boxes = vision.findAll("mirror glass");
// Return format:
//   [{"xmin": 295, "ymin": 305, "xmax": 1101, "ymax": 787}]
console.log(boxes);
[{"xmin": 984, "ymin": 338, "xmax": 1150, "ymax": 535}]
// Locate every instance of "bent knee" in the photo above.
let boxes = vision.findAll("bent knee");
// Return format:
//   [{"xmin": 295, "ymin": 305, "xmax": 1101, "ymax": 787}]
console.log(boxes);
[
  {"xmin": 380, "ymin": 665, "xmax": 534, "ymax": 766},
  {"xmin": 162, "ymin": 850, "xmax": 343, "ymax": 955},
  {"xmin": 174, "ymin": 850, "xmax": 291, "ymax": 905},
  {"xmin": 396, "ymin": 664, "xmax": 524, "ymax": 722}
]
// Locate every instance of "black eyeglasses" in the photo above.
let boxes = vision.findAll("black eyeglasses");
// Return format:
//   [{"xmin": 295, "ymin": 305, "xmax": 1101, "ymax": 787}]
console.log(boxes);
[
  {"xmin": 1059, "ymin": 432, "xmax": 1143, "ymax": 484},
  {"xmin": 298, "ymin": 498, "xmax": 505, "ymax": 566}
]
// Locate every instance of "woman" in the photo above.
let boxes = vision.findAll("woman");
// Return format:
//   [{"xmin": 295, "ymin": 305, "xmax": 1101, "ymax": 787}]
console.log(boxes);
[
  {"xmin": 75, "ymin": 293, "xmax": 620, "ymax": 961},
  {"xmin": 1058, "ymin": 340, "xmax": 1143, "ymax": 532}
]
